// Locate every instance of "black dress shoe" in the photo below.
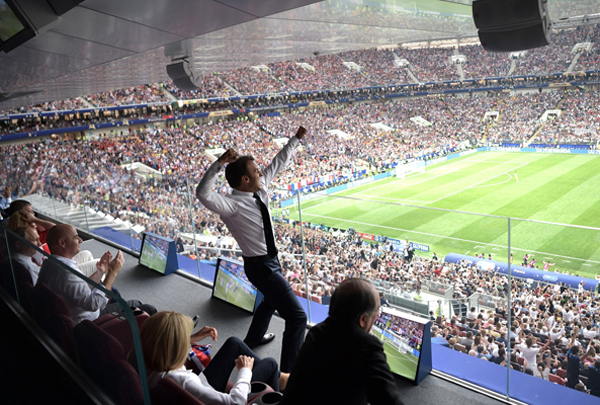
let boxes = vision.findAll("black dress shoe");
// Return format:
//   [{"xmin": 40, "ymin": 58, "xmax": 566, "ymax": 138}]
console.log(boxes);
[{"xmin": 247, "ymin": 333, "xmax": 276, "ymax": 349}]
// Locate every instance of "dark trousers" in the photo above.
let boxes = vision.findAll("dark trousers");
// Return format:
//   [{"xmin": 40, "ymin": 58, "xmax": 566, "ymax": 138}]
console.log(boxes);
[
  {"xmin": 243, "ymin": 256, "xmax": 307, "ymax": 372},
  {"xmin": 204, "ymin": 337, "xmax": 279, "ymax": 391}
]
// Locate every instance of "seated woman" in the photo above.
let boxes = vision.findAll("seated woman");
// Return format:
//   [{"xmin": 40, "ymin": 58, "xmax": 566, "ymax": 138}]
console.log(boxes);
[{"xmin": 140, "ymin": 311, "xmax": 288, "ymax": 405}]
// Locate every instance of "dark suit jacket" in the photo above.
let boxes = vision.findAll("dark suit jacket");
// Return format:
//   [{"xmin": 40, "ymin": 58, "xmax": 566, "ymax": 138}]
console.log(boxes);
[{"xmin": 279, "ymin": 316, "xmax": 403, "ymax": 405}]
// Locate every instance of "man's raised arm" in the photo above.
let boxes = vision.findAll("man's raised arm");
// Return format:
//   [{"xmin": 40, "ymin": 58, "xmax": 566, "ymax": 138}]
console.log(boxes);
[
  {"xmin": 261, "ymin": 126, "xmax": 307, "ymax": 187},
  {"xmin": 196, "ymin": 148, "xmax": 239, "ymax": 216}
]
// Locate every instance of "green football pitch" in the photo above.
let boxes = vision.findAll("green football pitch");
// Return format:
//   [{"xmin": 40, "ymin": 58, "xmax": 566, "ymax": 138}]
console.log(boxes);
[
  {"xmin": 289, "ymin": 152, "xmax": 600, "ymax": 278},
  {"xmin": 372, "ymin": 328, "xmax": 419, "ymax": 380},
  {"xmin": 213, "ymin": 271, "xmax": 256, "ymax": 313},
  {"xmin": 140, "ymin": 244, "xmax": 167, "ymax": 274}
]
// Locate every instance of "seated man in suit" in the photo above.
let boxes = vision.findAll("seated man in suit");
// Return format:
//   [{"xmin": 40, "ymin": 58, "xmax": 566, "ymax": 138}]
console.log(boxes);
[
  {"xmin": 37, "ymin": 224, "xmax": 156, "ymax": 323},
  {"xmin": 280, "ymin": 278, "xmax": 403, "ymax": 405},
  {"xmin": 8, "ymin": 226, "xmax": 42, "ymax": 284}
]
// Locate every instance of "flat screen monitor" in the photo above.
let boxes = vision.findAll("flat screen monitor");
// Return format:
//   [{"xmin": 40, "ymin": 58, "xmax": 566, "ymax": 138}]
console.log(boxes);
[
  {"xmin": 212, "ymin": 257, "xmax": 261, "ymax": 314},
  {"xmin": 373, "ymin": 307, "xmax": 430, "ymax": 382},
  {"xmin": 139, "ymin": 233, "xmax": 177, "ymax": 275},
  {"xmin": 0, "ymin": 0, "xmax": 36, "ymax": 53}
]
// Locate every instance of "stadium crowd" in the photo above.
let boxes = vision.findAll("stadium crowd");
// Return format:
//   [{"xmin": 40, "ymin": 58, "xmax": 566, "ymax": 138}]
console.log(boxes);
[
  {"xmin": 2, "ymin": 116, "xmax": 599, "ymax": 397},
  {"xmin": 2, "ymin": 24, "xmax": 599, "ymax": 120},
  {"xmin": 2, "ymin": 22, "xmax": 600, "ymax": 400}
]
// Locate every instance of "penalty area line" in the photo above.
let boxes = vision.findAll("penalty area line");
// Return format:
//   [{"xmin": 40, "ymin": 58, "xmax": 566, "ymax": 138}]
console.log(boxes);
[{"xmin": 300, "ymin": 212, "xmax": 600, "ymax": 265}]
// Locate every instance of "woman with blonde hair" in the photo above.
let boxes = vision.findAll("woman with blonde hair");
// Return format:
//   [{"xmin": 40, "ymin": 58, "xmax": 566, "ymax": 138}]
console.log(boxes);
[{"xmin": 141, "ymin": 311, "xmax": 287, "ymax": 405}]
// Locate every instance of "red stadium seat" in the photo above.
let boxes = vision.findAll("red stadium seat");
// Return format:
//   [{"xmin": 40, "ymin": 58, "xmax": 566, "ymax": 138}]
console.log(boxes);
[
  {"xmin": 556, "ymin": 368, "xmax": 567, "ymax": 379},
  {"xmin": 518, "ymin": 357, "xmax": 524, "ymax": 366},
  {"xmin": 30, "ymin": 283, "xmax": 77, "ymax": 358},
  {"xmin": 151, "ymin": 377, "xmax": 206, "ymax": 405},
  {"xmin": 0, "ymin": 259, "xmax": 34, "ymax": 314},
  {"xmin": 73, "ymin": 320, "xmax": 143, "ymax": 404},
  {"xmin": 549, "ymin": 374, "xmax": 565, "ymax": 386},
  {"xmin": 309, "ymin": 295, "xmax": 322, "ymax": 304}
]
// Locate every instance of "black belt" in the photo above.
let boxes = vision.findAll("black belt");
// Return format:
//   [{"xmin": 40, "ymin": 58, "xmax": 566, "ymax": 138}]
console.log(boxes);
[{"xmin": 242, "ymin": 254, "xmax": 276, "ymax": 264}]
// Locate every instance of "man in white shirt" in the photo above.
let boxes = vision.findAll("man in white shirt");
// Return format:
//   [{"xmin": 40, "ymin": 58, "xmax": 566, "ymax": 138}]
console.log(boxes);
[
  {"xmin": 563, "ymin": 307, "xmax": 575, "ymax": 323},
  {"xmin": 9, "ymin": 226, "xmax": 42, "ymax": 284},
  {"xmin": 37, "ymin": 224, "xmax": 156, "ymax": 323},
  {"xmin": 0, "ymin": 185, "xmax": 11, "ymax": 216},
  {"xmin": 583, "ymin": 325, "xmax": 599, "ymax": 339},
  {"xmin": 196, "ymin": 126, "xmax": 307, "ymax": 373}
]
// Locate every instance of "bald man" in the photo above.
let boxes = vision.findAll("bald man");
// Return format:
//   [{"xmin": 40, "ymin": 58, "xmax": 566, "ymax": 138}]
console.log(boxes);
[
  {"xmin": 280, "ymin": 278, "xmax": 403, "ymax": 405},
  {"xmin": 37, "ymin": 224, "xmax": 155, "ymax": 323}
]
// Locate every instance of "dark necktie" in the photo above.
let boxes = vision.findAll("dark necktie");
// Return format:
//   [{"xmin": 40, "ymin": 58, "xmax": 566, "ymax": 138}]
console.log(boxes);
[{"xmin": 253, "ymin": 192, "xmax": 277, "ymax": 257}]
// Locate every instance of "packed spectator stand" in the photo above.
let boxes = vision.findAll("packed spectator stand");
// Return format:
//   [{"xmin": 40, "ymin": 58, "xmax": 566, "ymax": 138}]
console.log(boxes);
[{"xmin": 3, "ymin": 23, "xmax": 600, "ymax": 400}]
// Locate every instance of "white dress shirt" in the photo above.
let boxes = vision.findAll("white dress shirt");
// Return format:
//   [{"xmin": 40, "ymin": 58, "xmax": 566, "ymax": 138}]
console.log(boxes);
[
  {"xmin": 12, "ymin": 252, "xmax": 41, "ymax": 285},
  {"xmin": 197, "ymin": 136, "xmax": 299, "ymax": 257},
  {"xmin": 37, "ymin": 254, "xmax": 109, "ymax": 323},
  {"xmin": 0, "ymin": 195, "xmax": 11, "ymax": 211},
  {"xmin": 148, "ymin": 366, "xmax": 251, "ymax": 405}
]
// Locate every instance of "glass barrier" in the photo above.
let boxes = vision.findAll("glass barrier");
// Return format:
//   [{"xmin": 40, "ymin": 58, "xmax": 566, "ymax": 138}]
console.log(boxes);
[
  {"xmin": 5, "ymin": 134, "xmax": 600, "ymax": 403},
  {"xmin": 2, "ymin": 227, "xmax": 151, "ymax": 405}
]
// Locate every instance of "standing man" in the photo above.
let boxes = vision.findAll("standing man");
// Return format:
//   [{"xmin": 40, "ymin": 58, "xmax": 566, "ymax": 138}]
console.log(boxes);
[
  {"xmin": 514, "ymin": 171, "xmax": 518, "ymax": 183},
  {"xmin": 196, "ymin": 126, "xmax": 307, "ymax": 373}
]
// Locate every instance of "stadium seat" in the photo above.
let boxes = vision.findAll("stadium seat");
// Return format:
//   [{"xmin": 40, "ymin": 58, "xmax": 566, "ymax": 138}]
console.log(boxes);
[
  {"xmin": 30, "ymin": 283, "xmax": 78, "ymax": 358},
  {"xmin": 0, "ymin": 259, "xmax": 34, "ymax": 314},
  {"xmin": 99, "ymin": 359, "xmax": 144, "ymax": 405},
  {"xmin": 455, "ymin": 343, "xmax": 466, "ymax": 353},
  {"xmin": 556, "ymin": 368, "xmax": 567, "ymax": 379},
  {"xmin": 309, "ymin": 295, "xmax": 322, "ymax": 304},
  {"xmin": 247, "ymin": 382, "xmax": 275, "ymax": 404},
  {"xmin": 151, "ymin": 377, "xmax": 206, "ymax": 405},
  {"xmin": 511, "ymin": 362, "xmax": 522, "ymax": 372},
  {"xmin": 518, "ymin": 357, "xmax": 524, "ymax": 366},
  {"xmin": 549, "ymin": 374, "xmax": 565, "ymax": 386},
  {"xmin": 73, "ymin": 319, "xmax": 144, "ymax": 404},
  {"xmin": 94, "ymin": 310, "xmax": 150, "ymax": 355}
]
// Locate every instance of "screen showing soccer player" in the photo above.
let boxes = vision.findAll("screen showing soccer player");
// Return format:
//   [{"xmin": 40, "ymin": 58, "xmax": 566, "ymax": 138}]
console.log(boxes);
[
  {"xmin": 212, "ymin": 257, "xmax": 258, "ymax": 313},
  {"xmin": 140, "ymin": 234, "xmax": 170, "ymax": 274},
  {"xmin": 372, "ymin": 307, "xmax": 425, "ymax": 381}
]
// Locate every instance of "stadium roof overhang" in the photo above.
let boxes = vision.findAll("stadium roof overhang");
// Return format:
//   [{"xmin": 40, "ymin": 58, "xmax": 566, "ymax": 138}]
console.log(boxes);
[{"xmin": 0, "ymin": 0, "xmax": 599, "ymax": 110}]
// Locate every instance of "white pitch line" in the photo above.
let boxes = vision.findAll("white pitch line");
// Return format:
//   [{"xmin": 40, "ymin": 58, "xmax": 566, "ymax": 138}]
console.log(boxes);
[
  {"xmin": 426, "ymin": 162, "xmax": 530, "ymax": 204},
  {"xmin": 465, "ymin": 251, "xmax": 470, "ymax": 255},
  {"xmin": 583, "ymin": 264, "xmax": 592, "ymax": 266},
  {"xmin": 401, "ymin": 167, "xmax": 462, "ymax": 186},
  {"xmin": 478, "ymin": 160, "xmax": 530, "ymax": 164},
  {"xmin": 472, "ymin": 173, "xmax": 513, "ymax": 188},
  {"xmin": 300, "ymin": 212, "xmax": 600, "ymax": 265},
  {"xmin": 350, "ymin": 161, "xmax": 529, "ymax": 205},
  {"xmin": 354, "ymin": 166, "xmax": 462, "ymax": 196}
]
